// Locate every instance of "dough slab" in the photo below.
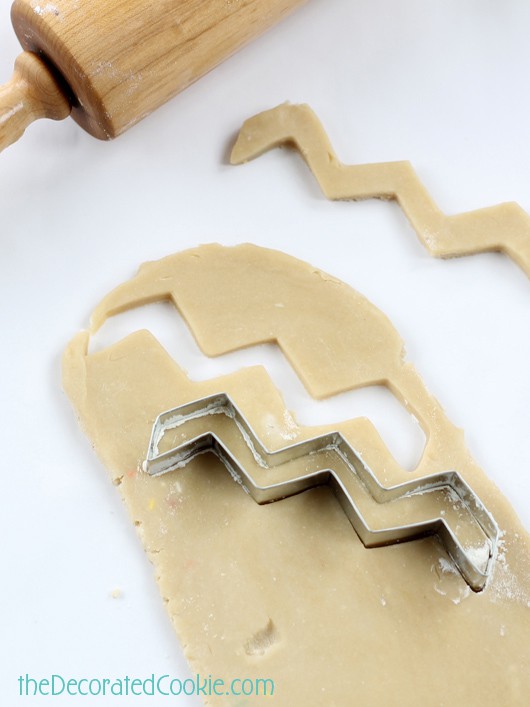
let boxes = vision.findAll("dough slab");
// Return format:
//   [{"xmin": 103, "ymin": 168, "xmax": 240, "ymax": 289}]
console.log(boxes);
[{"xmin": 63, "ymin": 244, "xmax": 530, "ymax": 706}]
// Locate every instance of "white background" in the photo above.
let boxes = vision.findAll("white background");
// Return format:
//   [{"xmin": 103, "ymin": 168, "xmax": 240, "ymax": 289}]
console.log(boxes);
[{"xmin": 1, "ymin": 1, "xmax": 529, "ymax": 705}]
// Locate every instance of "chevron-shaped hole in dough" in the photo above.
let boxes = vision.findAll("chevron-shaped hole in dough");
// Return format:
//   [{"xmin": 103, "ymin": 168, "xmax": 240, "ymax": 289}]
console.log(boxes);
[{"xmin": 89, "ymin": 300, "xmax": 426, "ymax": 471}]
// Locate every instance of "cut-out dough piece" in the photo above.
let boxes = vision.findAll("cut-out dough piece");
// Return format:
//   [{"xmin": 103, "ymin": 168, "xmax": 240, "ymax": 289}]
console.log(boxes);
[
  {"xmin": 63, "ymin": 244, "xmax": 530, "ymax": 706},
  {"xmin": 231, "ymin": 104, "xmax": 530, "ymax": 278}
]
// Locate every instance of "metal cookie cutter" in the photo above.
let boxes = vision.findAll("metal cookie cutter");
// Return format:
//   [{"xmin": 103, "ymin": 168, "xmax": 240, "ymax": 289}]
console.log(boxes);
[{"xmin": 144, "ymin": 393, "xmax": 499, "ymax": 592}]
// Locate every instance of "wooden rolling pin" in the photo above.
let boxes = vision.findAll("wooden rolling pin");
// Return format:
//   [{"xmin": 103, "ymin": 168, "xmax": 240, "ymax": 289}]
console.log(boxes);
[{"xmin": 0, "ymin": 0, "xmax": 306, "ymax": 152}]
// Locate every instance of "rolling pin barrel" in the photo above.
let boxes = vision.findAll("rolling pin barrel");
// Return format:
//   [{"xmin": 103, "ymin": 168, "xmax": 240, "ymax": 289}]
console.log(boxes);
[{"xmin": 1, "ymin": 0, "xmax": 305, "ymax": 150}]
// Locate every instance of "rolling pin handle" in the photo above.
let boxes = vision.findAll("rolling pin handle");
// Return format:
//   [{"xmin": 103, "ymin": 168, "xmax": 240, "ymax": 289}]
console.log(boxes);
[{"xmin": 0, "ymin": 51, "xmax": 71, "ymax": 153}]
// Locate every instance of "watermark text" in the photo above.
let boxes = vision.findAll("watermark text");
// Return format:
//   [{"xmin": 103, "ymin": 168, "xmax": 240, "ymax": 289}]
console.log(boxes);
[{"xmin": 18, "ymin": 673, "xmax": 274, "ymax": 699}]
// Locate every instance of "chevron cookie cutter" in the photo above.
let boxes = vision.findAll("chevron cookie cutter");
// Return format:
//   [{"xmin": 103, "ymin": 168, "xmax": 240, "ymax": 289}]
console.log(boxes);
[
  {"xmin": 144, "ymin": 393, "xmax": 499, "ymax": 592},
  {"xmin": 231, "ymin": 103, "xmax": 530, "ymax": 279}
]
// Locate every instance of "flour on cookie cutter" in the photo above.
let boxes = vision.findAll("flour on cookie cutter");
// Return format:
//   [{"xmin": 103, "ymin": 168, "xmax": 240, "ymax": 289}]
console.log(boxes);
[
  {"xmin": 231, "ymin": 103, "xmax": 530, "ymax": 279},
  {"xmin": 144, "ymin": 393, "xmax": 499, "ymax": 592}
]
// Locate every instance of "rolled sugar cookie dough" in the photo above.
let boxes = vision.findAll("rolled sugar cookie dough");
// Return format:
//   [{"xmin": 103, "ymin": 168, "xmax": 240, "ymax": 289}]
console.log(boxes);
[{"xmin": 63, "ymin": 244, "xmax": 530, "ymax": 706}]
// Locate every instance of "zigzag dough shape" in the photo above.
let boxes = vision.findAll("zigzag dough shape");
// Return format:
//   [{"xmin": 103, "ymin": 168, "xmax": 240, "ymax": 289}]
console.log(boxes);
[
  {"xmin": 231, "ymin": 103, "xmax": 530, "ymax": 278},
  {"xmin": 63, "ymin": 244, "xmax": 530, "ymax": 706}
]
